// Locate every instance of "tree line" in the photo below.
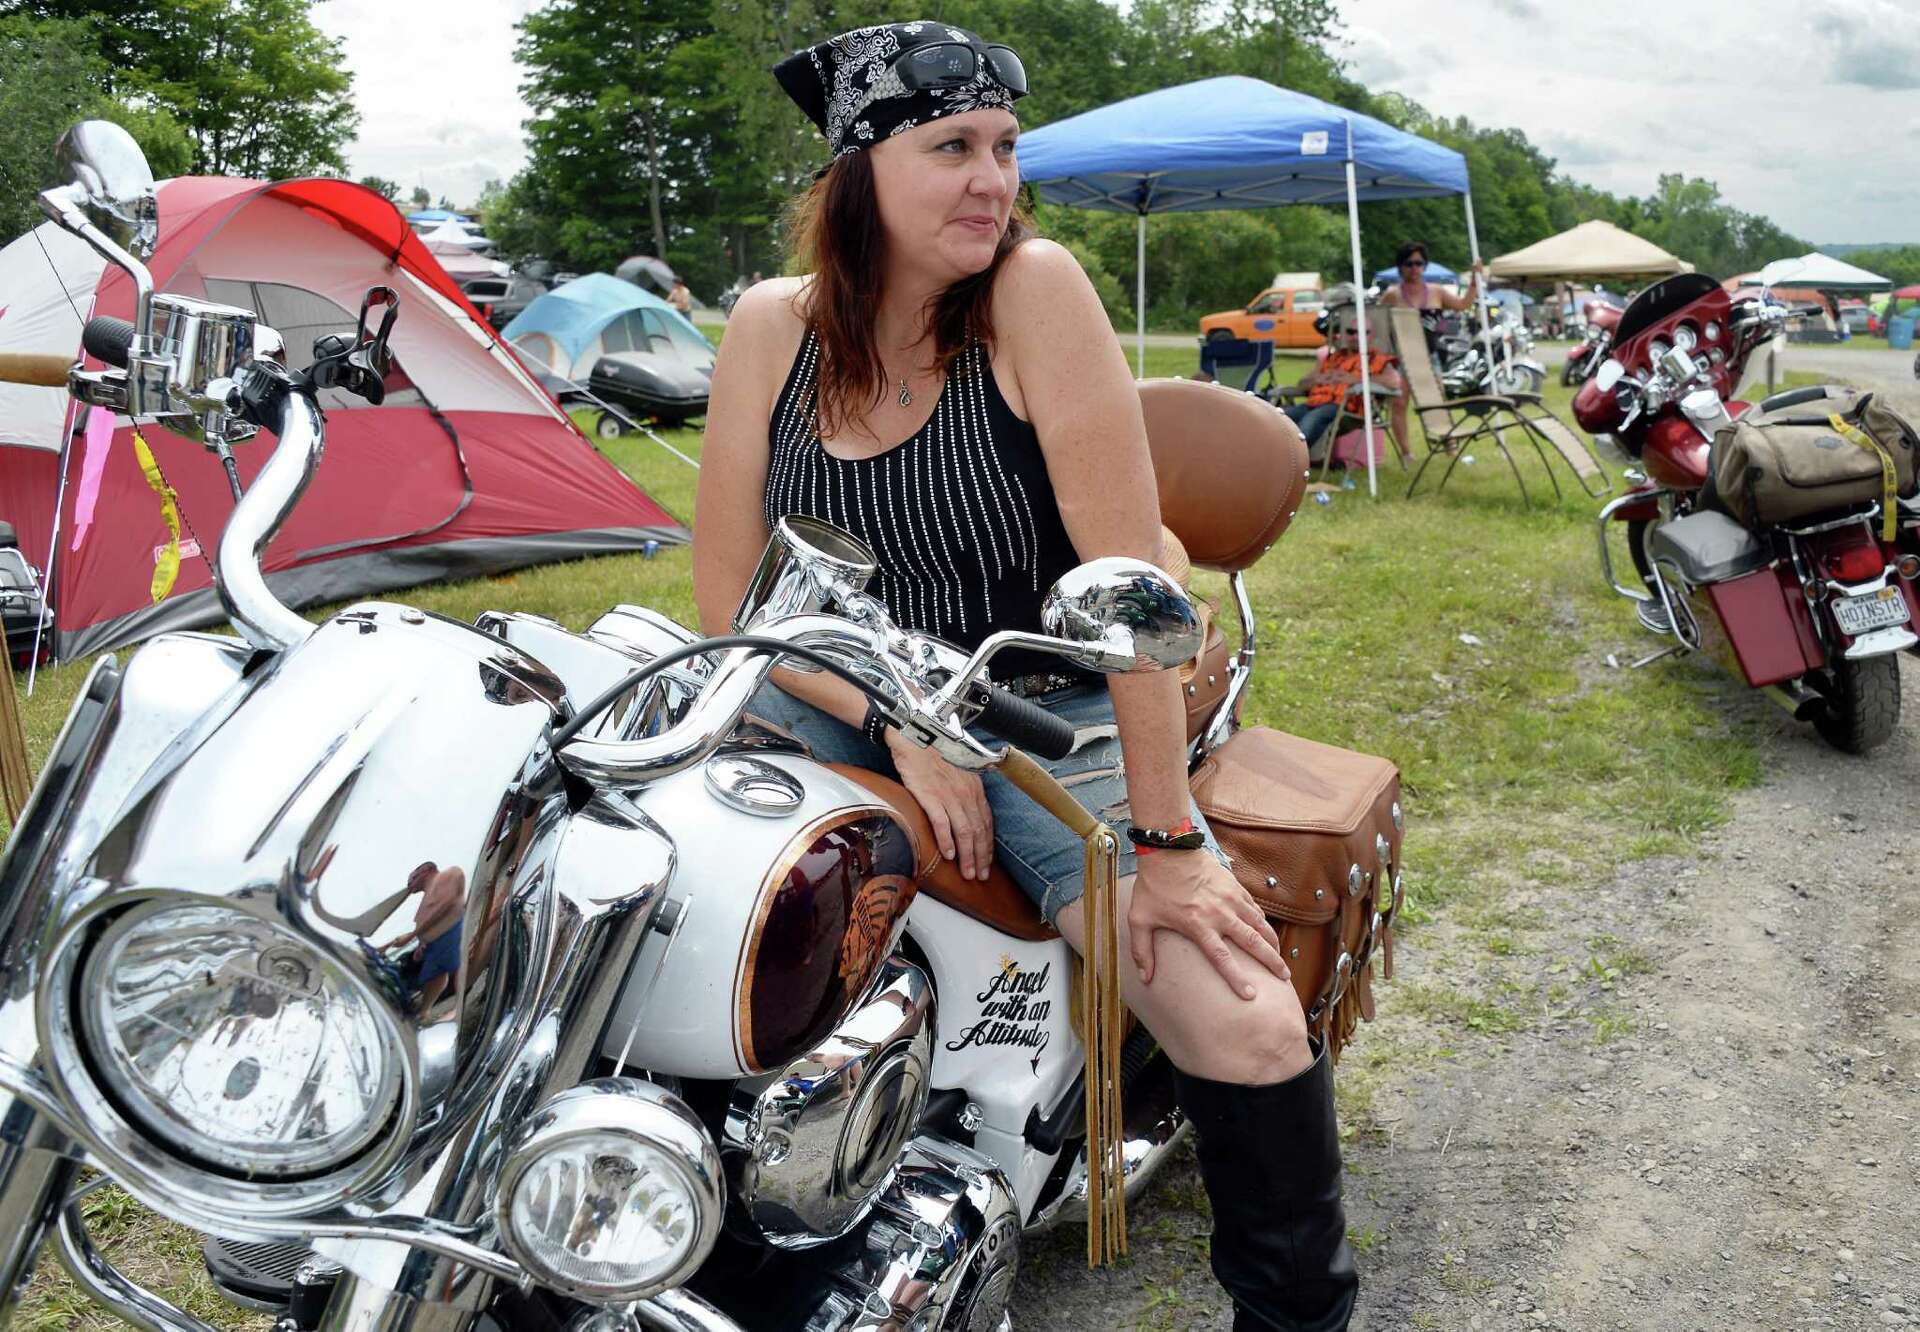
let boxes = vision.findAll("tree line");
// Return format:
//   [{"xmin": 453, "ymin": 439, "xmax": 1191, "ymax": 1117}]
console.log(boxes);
[
  {"xmin": 490, "ymin": 0, "xmax": 1814, "ymax": 323},
  {"xmin": 2, "ymin": 1, "xmax": 1830, "ymax": 328}
]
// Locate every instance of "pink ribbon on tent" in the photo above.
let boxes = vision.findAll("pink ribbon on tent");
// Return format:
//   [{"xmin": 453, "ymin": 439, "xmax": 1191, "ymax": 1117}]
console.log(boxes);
[{"xmin": 69, "ymin": 404, "xmax": 115, "ymax": 551}]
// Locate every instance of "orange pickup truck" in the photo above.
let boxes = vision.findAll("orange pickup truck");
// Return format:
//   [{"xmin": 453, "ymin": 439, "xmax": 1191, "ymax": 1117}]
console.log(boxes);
[{"xmin": 1199, "ymin": 278, "xmax": 1327, "ymax": 348}]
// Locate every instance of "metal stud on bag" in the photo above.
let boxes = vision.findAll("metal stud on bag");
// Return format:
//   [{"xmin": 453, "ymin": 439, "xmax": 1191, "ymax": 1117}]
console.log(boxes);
[
  {"xmin": 1346, "ymin": 864, "xmax": 1363, "ymax": 897},
  {"xmin": 1391, "ymin": 800, "xmax": 1403, "ymax": 832}
]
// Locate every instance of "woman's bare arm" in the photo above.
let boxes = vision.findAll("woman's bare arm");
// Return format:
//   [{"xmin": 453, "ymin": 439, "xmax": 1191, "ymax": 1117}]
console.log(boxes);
[{"xmin": 996, "ymin": 241, "xmax": 1286, "ymax": 994}]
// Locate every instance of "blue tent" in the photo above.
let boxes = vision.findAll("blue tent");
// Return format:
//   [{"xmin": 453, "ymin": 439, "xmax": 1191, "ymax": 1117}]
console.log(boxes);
[
  {"xmin": 1018, "ymin": 76, "xmax": 1480, "ymax": 496},
  {"xmin": 1375, "ymin": 261, "xmax": 1460, "ymax": 286},
  {"xmin": 408, "ymin": 208, "xmax": 472, "ymax": 225},
  {"xmin": 502, "ymin": 273, "xmax": 715, "ymax": 378}
]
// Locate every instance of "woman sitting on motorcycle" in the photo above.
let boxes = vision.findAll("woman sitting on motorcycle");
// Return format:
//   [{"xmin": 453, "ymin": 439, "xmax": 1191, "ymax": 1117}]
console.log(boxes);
[{"xmin": 691, "ymin": 22, "xmax": 1357, "ymax": 1331}]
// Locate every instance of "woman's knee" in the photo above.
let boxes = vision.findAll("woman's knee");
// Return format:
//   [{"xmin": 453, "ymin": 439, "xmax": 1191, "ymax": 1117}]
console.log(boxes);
[{"xmin": 1166, "ymin": 981, "xmax": 1313, "ymax": 1086}]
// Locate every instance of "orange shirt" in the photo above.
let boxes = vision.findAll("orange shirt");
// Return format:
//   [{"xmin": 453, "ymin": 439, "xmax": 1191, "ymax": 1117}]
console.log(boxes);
[{"xmin": 1306, "ymin": 349, "xmax": 1394, "ymax": 407}]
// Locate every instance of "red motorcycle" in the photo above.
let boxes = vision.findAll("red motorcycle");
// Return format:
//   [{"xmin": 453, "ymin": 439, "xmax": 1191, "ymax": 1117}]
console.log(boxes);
[
  {"xmin": 1577, "ymin": 274, "xmax": 1919, "ymax": 753},
  {"xmin": 1560, "ymin": 299, "xmax": 1621, "ymax": 387}
]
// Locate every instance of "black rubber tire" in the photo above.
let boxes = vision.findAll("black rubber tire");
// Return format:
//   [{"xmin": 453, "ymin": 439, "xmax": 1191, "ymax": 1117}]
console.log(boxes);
[
  {"xmin": 595, "ymin": 411, "xmax": 627, "ymax": 440},
  {"xmin": 1206, "ymin": 328, "xmax": 1235, "ymax": 342},
  {"xmin": 1561, "ymin": 354, "xmax": 1580, "ymax": 387},
  {"xmin": 1813, "ymin": 653, "xmax": 1901, "ymax": 754}
]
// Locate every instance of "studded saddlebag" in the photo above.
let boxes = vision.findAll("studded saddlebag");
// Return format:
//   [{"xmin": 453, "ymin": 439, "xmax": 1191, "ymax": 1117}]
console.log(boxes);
[{"xmin": 1188, "ymin": 727, "xmax": 1404, "ymax": 1061}]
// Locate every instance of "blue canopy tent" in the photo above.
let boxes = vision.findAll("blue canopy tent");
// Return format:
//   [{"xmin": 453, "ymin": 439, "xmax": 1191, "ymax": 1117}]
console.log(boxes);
[
  {"xmin": 407, "ymin": 207, "xmax": 472, "ymax": 225},
  {"xmin": 1375, "ymin": 260, "xmax": 1459, "ymax": 286},
  {"xmin": 1017, "ymin": 76, "xmax": 1479, "ymax": 495}
]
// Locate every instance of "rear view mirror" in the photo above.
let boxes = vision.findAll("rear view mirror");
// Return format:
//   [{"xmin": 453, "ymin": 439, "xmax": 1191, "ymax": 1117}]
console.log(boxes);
[
  {"xmin": 1041, "ymin": 558, "xmax": 1203, "ymax": 672},
  {"xmin": 1595, "ymin": 359, "xmax": 1625, "ymax": 392},
  {"xmin": 47, "ymin": 121, "xmax": 157, "ymax": 260}
]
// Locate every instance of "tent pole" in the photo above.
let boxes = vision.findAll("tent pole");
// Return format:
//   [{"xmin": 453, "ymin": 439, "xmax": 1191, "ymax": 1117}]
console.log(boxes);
[
  {"xmin": 1342, "ymin": 154, "xmax": 1377, "ymax": 498},
  {"xmin": 1464, "ymin": 191, "xmax": 1495, "ymax": 389},
  {"xmin": 1136, "ymin": 213, "xmax": 1147, "ymax": 379}
]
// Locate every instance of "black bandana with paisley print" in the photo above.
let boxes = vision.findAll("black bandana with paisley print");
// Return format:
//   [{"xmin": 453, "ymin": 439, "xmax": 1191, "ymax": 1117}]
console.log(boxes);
[{"xmin": 774, "ymin": 21, "xmax": 1025, "ymax": 159}]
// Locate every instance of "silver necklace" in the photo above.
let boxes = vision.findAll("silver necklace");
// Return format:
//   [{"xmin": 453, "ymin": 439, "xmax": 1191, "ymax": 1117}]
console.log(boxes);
[{"xmin": 898, "ymin": 376, "xmax": 912, "ymax": 408}]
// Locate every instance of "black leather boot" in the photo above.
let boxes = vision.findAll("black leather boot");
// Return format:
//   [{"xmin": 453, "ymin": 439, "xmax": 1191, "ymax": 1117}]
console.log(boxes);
[{"xmin": 1173, "ymin": 1043, "xmax": 1358, "ymax": 1331}]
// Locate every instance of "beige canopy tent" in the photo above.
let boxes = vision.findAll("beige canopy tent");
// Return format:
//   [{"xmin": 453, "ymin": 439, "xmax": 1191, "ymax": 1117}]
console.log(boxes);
[{"xmin": 1489, "ymin": 219, "xmax": 1690, "ymax": 280}]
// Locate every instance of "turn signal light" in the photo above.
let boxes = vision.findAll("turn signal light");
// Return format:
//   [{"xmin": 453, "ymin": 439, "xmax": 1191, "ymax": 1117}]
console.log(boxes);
[{"xmin": 1897, "ymin": 553, "xmax": 1920, "ymax": 581}]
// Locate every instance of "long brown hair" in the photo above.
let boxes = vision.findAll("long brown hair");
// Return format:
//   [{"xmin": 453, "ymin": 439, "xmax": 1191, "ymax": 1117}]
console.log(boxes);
[{"xmin": 785, "ymin": 148, "xmax": 1034, "ymax": 440}]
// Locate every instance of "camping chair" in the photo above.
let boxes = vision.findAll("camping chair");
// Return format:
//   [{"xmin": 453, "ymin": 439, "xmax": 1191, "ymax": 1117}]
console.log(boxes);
[
  {"xmin": 1389, "ymin": 306, "xmax": 1609, "ymax": 506},
  {"xmin": 1197, "ymin": 335, "xmax": 1277, "ymax": 395}
]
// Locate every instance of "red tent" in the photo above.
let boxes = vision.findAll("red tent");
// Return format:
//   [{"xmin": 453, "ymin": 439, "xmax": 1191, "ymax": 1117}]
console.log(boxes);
[{"xmin": 0, "ymin": 177, "xmax": 685, "ymax": 663}]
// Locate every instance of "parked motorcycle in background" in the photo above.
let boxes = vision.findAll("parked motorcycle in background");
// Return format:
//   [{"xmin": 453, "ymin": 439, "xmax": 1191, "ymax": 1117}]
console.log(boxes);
[
  {"xmin": 0, "ymin": 122, "xmax": 1398, "ymax": 1332},
  {"xmin": 1438, "ymin": 308, "xmax": 1546, "ymax": 398},
  {"xmin": 1577, "ymin": 273, "xmax": 1919, "ymax": 753},
  {"xmin": 1561, "ymin": 299, "xmax": 1622, "ymax": 387}
]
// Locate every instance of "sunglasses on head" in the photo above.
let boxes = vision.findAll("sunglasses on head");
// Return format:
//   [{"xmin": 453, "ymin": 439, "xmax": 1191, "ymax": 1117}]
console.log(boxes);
[{"xmin": 894, "ymin": 41, "xmax": 1028, "ymax": 97}]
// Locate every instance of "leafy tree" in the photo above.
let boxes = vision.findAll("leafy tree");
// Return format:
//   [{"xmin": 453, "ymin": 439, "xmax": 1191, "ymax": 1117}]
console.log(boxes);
[
  {"xmin": 357, "ymin": 175, "xmax": 401, "ymax": 202},
  {"xmin": 0, "ymin": 15, "xmax": 191, "ymax": 244},
  {"xmin": 15, "ymin": 0, "xmax": 359, "ymax": 179},
  {"xmin": 1839, "ymin": 246, "xmax": 1920, "ymax": 288},
  {"xmin": 409, "ymin": 185, "xmax": 431, "ymax": 209}
]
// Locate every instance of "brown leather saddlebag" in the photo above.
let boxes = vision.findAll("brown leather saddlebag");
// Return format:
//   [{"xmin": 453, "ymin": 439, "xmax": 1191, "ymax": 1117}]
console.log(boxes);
[{"xmin": 1188, "ymin": 727, "xmax": 1405, "ymax": 1061}]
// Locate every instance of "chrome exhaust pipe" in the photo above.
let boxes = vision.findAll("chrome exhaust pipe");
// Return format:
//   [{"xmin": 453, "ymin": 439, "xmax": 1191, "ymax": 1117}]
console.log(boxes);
[{"xmin": 1764, "ymin": 679, "xmax": 1825, "ymax": 721}]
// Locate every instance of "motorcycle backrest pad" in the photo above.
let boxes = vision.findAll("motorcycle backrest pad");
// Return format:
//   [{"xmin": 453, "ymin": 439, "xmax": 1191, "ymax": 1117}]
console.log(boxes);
[
  {"xmin": 1709, "ymin": 387, "xmax": 1918, "ymax": 530},
  {"xmin": 1139, "ymin": 378, "xmax": 1309, "ymax": 572}
]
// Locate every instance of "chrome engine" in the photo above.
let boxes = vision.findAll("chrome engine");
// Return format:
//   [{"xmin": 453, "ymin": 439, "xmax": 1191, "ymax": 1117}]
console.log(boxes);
[{"xmin": 724, "ymin": 957, "xmax": 934, "ymax": 1248}]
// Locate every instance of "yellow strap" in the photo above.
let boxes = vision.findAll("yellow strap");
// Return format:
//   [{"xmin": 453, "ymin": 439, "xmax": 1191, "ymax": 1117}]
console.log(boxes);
[
  {"xmin": 1829, "ymin": 413, "xmax": 1898, "ymax": 542},
  {"xmin": 131, "ymin": 429, "xmax": 182, "ymax": 603}
]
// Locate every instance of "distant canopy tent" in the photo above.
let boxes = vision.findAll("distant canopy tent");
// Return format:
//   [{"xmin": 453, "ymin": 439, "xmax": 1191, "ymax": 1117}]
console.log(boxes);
[
  {"xmin": 1015, "ymin": 75, "xmax": 1472, "ymax": 496},
  {"xmin": 1487, "ymin": 220, "xmax": 1690, "ymax": 281},
  {"xmin": 0, "ymin": 177, "xmax": 684, "ymax": 663},
  {"xmin": 1756, "ymin": 252, "xmax": 1892, "ymax": 293},
  {"xmin": 421, "ymin": 221, "xmax": 506, "ymax": 279}
]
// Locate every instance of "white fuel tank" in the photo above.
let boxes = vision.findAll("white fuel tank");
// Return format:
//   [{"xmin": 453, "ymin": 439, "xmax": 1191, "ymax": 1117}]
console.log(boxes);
[{"xmin": 604, "ymin": 753, "xmax": 919, "ymax": 1077}]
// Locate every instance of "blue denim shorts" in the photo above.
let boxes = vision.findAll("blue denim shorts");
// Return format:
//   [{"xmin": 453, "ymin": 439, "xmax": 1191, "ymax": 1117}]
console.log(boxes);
[{"xmin": 747, "ymin": 682, "xmax": 1225, "ymax": 924}]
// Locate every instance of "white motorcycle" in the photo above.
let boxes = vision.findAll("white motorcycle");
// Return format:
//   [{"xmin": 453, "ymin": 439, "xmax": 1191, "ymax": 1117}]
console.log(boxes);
[{"xmin": 0, "ymin": 123, "xmax": 1373, "ymax": 1332}]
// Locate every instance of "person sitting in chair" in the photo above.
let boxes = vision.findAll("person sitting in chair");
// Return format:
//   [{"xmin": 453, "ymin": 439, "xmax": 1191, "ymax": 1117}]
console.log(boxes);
[{"xmin": 1278, "ymin": 320, "xmax": 1396, "ymax": 463}]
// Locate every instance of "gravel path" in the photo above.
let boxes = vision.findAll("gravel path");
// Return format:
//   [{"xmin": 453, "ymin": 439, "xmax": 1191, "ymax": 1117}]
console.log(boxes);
[{"xmin": 1013, "ymin": 651, "xmax": 1920, "ymax": 1331}]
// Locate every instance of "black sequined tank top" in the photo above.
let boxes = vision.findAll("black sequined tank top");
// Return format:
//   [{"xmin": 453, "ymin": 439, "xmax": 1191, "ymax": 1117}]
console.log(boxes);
[{"xmin": 765, "ymin": 331, "xmax": 1085, "ymax": 680}]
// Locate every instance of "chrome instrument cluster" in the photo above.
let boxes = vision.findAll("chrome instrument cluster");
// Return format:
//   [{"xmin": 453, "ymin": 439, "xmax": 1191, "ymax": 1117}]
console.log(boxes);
[{"xmin": 1671, "ymin": 323, "xmax": 1697, "ymax": 352}]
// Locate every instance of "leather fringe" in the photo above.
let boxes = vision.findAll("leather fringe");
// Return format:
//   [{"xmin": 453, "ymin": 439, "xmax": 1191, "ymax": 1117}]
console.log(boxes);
[
  {"xmin": 1079, "ymin": 825, "xmax": 1127, "ymax": 1266},
  {"xmin": 0, "ymin": 623, "xmax": 32, "ymax": 823}
]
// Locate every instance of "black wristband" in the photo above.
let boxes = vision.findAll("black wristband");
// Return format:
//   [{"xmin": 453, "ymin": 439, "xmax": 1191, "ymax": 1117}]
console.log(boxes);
[{"xmin": 862, "ymin": 698, "xmax": 891, "ymax": 748}]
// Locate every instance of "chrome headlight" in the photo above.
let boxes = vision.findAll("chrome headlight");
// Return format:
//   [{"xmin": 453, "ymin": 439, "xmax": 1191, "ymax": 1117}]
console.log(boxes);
[
  {"xmin": 78, "ymin": 900, "xmax": 402, "ymax": 1177},
  {"xmin": 497, "ymin": 1078, "xmax": 724, "ymax": 1304}
]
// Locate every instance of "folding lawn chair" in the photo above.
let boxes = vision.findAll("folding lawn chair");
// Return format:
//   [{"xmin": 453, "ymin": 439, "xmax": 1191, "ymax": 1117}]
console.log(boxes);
[
  {"xmin": 1196, "ymin": 335, "xmax": 1277, "ymax": 395},
  {"xmin": 1389, "ymin": 306, "xmax": 1610, "ymax": 507}
]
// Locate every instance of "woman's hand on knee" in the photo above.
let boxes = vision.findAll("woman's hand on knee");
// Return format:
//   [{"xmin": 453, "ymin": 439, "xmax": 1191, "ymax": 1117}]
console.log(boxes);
[
  {"xmin": 1130, "ymin": 853, "xmax": 1286, "ymax": 999},
  {"xmin": 887, "ymin": 733, "xmax": 994, "ymax": 880}
]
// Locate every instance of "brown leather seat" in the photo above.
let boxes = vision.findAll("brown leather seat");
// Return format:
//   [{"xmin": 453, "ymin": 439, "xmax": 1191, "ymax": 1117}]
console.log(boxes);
[
  {"xmin": 1139, "ymin": 378, "xmax": 1310, "ymax": 572},
  {"xmin": 827, "ymin": 763, "xmax": 1060, "ymax": 941}
]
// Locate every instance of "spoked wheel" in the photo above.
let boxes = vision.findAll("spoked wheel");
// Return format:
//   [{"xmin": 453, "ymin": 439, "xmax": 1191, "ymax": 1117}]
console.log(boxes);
[
  {"xmin": 1813, "ymin": 654, "xmax": 1901, "ymax": 754},
  {"xmin": 595, "ymin": 411, "xmax": 628, "ymax": 440},
  {"xmin": 1493, "ymin": 364, "xmax": 1546, "ymax": 396}
]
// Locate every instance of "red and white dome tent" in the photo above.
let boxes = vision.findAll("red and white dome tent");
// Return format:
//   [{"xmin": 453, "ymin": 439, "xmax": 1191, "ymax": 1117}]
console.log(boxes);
[{"xmin": 0, "ymin": 176, "xmax": 686, "ymax": 664}]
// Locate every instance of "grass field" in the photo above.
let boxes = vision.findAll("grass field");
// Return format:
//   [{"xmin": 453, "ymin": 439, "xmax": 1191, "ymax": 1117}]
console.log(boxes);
[{"xmin": 6, "ymin": 340, "xmax": 1791, "ymax": 1326}]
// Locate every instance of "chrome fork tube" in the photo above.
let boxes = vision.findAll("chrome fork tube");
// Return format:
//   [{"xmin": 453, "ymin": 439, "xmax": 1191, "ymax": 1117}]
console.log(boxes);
[
  {"xmin": 0, "ymin": 1136, "xmax": 74, "ymax": 1320},
  {"xmin": 215, "ymin": 376, "xmax": 325, "ymax": 652}
]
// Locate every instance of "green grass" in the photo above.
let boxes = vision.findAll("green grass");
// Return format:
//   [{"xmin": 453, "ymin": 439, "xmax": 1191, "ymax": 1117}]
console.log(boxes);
[{"xmin": 5, "ymin": 321, "xmax": 1771, "ymax": 1324}]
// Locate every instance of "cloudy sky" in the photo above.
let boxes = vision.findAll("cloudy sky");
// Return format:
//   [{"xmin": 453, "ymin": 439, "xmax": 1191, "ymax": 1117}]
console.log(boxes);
[{"xmin": 317, "ymin": 0, "xmax": 1919, "ymax": 245}]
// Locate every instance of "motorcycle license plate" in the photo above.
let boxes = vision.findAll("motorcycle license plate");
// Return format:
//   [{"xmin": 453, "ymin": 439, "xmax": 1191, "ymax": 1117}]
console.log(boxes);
[{"xmin": 1832, "ymin": 586, "xmax": 1911, "ymax": 636}]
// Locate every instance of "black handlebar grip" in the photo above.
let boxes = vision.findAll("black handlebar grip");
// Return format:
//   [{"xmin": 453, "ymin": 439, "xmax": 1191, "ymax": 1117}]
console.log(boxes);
[
  {"xmin": 1758, "ymin": 384, "xmax": 1833, "ymax": 413},
  {"xmin": 81, "ymin": 316, "xmax": 136, "ymax": 370},
  {"xmin": 974, "ymin": 685, "xmax": 1077, "ymax": 761}
]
